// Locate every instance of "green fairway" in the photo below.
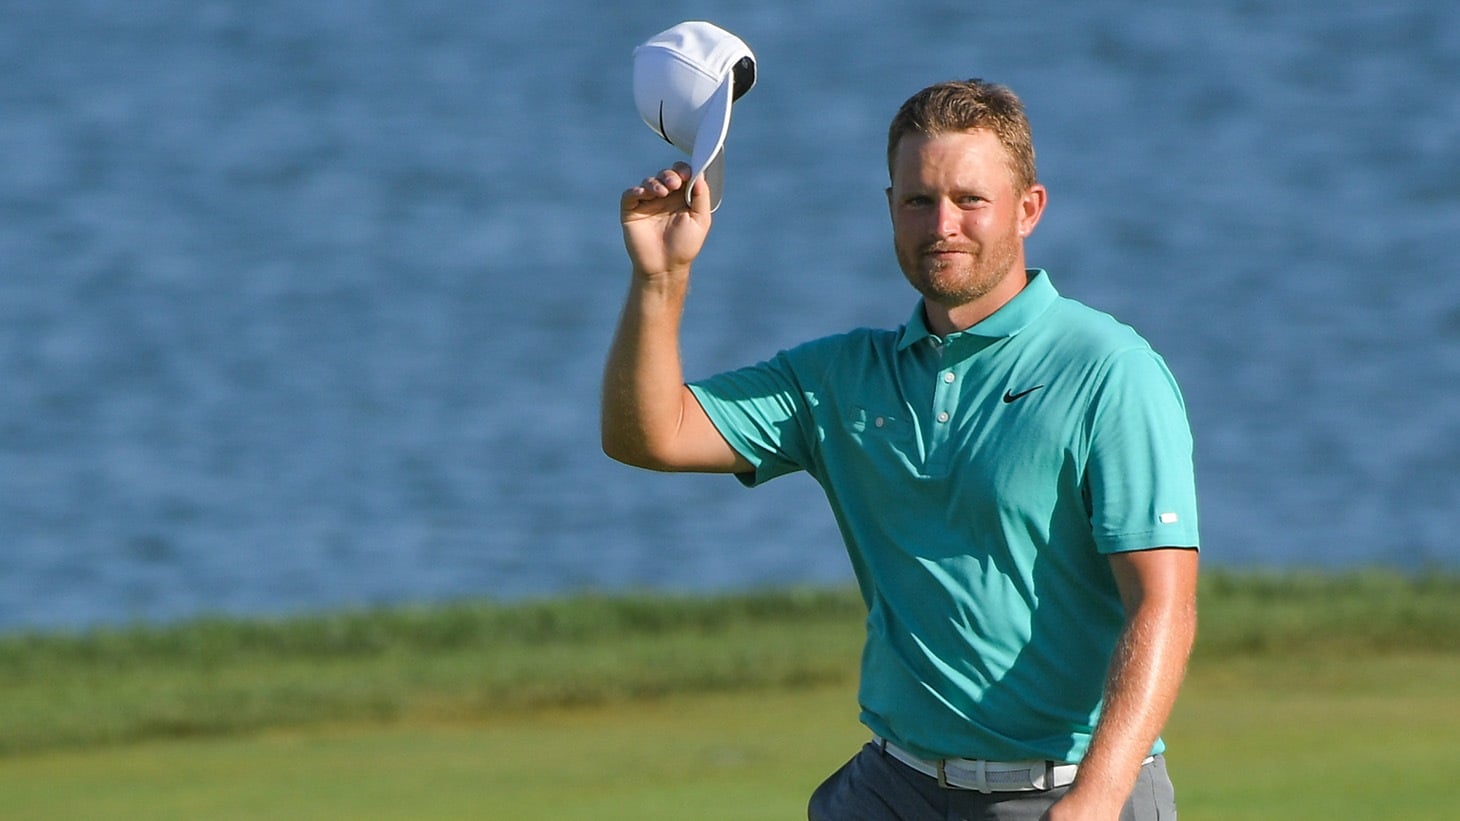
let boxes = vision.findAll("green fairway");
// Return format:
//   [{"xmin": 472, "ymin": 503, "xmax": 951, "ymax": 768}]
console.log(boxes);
[
  {"xmin": 3, "ymin": 653, "xmax": 1458, "ymax": 819},
  {"xmin": 1169, "ymin": 653, "xmax": 1460, "ymax": 819},
  {"xmin": 0, "ymin": 684, "xmax": 864, "ymax": 820},
  {"xmin": 2, "ymin": 572, "xmax": 1459, "ymax": 818}
]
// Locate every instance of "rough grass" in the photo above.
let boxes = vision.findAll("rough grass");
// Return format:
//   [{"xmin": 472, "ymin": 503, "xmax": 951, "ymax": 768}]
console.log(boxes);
[
  {"xmin": 1, "ymin": 570, "xmax": 1456, "ymax": 757},
  {"xmin": 0, "ymin": 588, "xmax": 865, "ymax": 755}
]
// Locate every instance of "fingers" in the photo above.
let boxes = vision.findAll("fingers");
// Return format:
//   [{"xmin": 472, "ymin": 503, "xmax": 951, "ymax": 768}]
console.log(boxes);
[{"xmin": 621, "ymin": 162, "xmax": 693, "ymax": 208}]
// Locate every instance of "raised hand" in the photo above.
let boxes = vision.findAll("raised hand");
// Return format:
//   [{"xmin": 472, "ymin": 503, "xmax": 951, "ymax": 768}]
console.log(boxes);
[{"xmin": 620, "ymin": 162, "xmax": 712, "ymax": 280}]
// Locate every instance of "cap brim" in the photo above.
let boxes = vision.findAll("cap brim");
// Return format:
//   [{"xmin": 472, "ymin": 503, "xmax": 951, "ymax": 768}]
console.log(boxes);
[{"xmin": 686, "ymin": 76, "xmax": 733, "ymax": 212}]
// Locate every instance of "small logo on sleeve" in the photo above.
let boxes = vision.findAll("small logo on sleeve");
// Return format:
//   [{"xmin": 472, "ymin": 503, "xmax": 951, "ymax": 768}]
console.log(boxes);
[{"xmin": 1158, "ymin": 512, "xmax": 1180, "ymax": 525}]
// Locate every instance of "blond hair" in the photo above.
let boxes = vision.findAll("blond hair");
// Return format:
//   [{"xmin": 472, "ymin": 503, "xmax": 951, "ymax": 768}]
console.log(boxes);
[{"xmin": 887, "ymin": 79, "xmax": 1038, "ymax": 191}]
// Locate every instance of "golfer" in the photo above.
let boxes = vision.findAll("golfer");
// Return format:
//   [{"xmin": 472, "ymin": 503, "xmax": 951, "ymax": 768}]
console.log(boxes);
[{"xmin": 603, "ymin": 78, "xmax": 1199, "ymax": 820}]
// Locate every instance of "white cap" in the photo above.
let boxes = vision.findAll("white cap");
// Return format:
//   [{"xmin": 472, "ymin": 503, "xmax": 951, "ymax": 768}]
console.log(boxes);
[{"xmin": 633, "ymin": 21, "xmax": 756, "ymax": 211}]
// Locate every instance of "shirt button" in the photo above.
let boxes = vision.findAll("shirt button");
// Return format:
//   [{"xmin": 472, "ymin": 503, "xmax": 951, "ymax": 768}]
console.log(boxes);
[
  {"xmin": 943, "ymin": 372, "xmax": 956, "ymax": 384},
  {"xmin": 874, "ymin": 416, "xmax": 886, "ymax": 428},
  {"xmin": 937, "ymin": 411, "xmax": 950, "ymax": 423}
]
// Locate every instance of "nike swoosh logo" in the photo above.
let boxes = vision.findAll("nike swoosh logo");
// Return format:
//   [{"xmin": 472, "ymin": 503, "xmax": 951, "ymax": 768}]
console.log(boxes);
[{"xmin": 1002, "ymin": 385, "xmax": 1045, "ymax": 404}]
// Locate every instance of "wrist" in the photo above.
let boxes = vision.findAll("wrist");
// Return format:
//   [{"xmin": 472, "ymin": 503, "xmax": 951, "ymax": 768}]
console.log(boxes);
[{"xmin": 632, "ymin": 264, "xmax": 692, "ymax": 292}]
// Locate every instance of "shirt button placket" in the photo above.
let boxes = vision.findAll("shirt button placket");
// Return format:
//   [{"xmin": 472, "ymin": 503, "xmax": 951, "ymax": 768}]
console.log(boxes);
[{"xmin": 926, "ymin": 366, "xmax": 956, "ymax": 475}]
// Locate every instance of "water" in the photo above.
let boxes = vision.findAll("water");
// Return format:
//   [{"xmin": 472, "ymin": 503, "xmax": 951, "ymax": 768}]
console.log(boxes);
[{"xmin": 3, "ymin": 0, "xmax": 1458, "ymax": 632}]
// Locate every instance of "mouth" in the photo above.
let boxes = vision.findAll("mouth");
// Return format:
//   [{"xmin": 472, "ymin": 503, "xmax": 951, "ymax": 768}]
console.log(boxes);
[
  {"xmin": 923, "ymin": 244, "xmax": 973, "ymax": 257},
  {"xmin": 922, "ymin": 245, "xmax": 973, "ymax": 263}
]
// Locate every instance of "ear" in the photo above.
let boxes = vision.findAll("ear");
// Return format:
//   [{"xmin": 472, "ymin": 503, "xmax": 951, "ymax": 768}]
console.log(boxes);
[{"xmin": 1017, "ymin": 184, "xmax": 1048, "ymax": 238}]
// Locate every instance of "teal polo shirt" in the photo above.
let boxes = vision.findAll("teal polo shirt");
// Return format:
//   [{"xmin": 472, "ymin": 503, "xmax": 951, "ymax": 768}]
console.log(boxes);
[{"xmin": 687, "ymin": 270, "xmax": 1199, "ymax": 763}]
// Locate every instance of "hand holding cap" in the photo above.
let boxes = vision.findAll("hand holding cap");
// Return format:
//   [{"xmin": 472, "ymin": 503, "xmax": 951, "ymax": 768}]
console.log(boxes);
[{"xmin": 633, "ymin": 21, "xmax": 756, "ymax": 212}]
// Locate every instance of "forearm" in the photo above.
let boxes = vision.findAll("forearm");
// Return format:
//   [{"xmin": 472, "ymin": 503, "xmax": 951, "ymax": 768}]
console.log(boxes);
[
  {"xmin": 1054, "ymin": 583, "xmax": 1196, "ymax": 819},
  {"xmin": 1078, "ymin": 601, "xmax": 1194, "ymax": 793},
  {"xmin": 600, "ymin": 270, "xmax": 693, "ymax": 468},
  {"xmin": 606, "ymin": 165, "xmax": 743, "ymax": 473}
]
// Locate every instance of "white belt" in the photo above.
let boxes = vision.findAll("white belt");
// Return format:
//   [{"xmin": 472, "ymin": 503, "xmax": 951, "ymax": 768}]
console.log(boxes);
[{"xmin": 877, "ymin": 737, "xmax": 1105, "ymax": 793}]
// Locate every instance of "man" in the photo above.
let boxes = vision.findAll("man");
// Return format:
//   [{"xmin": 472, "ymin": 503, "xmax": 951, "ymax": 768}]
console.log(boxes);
[{"xmin": 603, "ymin": 79, "xmax": 1199, "ymax": 820}]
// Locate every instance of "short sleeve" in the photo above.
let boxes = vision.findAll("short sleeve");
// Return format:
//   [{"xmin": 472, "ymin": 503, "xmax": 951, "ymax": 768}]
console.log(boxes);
[
  {"xmin": 687, "ymin": 351, "xmax": 815, "ymax": 487},
  {"xmin": 1085, "ymin": 349, "xmax": 1200, "ymax": 553}
]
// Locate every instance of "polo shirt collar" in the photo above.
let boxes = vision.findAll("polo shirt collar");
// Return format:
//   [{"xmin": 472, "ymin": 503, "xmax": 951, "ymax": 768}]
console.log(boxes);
[{"xmin": 896, "ymin": 269, "xmax": 1058, "ymax": 351}]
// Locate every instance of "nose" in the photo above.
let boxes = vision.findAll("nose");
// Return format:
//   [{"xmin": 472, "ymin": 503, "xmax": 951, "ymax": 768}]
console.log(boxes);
[{"xmin": 934, "ymin": 199, "xmax": 960, "ymax": 238}]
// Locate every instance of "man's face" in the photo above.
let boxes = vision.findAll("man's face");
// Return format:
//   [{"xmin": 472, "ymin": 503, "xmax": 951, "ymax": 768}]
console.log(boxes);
[{"xmin": 887, "ymin": 130, "xmax": 1044, "ymax": 319}]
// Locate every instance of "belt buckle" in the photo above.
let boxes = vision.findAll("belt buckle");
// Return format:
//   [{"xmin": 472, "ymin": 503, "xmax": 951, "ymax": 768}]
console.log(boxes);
[{"xmin": 1030, "ymin": 761, "xmax": 1052, "ymax": 790}]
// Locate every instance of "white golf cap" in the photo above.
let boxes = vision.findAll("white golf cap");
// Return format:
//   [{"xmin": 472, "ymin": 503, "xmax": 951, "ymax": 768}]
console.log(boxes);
[{"xmin": 633, "ymin": 21, "xmax": 756, "ymax": 211}]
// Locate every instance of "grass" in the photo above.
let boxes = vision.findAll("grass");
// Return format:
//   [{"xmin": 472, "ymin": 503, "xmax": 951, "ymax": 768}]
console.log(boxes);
[
  {"xmin": 1190, "ymin": 568, "xmax": 1460, "ymax": 656},
  {"xmin": 0, "ymin": 587, "xmax": 867, "ymax": 755},
  {"xmin": 1, "ymin": 570, "xmax": 1459, "ymax": 818},
  {"xmin": 2, "ymin": 656, "xmax": 1458, "ymax": 819},
  {"xmin": 0, "ymin": 684, "xmax": 870, "ymax": 820},
  {"xmin": 1169, "ymin": 653, "xmax": 1460, "ymax": 819}
]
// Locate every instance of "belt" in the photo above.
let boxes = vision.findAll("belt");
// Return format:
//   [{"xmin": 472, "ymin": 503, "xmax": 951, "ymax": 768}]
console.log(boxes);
[{"xmin": 876, "ymin": 737, "xmax": 1081, "ymax": 793}]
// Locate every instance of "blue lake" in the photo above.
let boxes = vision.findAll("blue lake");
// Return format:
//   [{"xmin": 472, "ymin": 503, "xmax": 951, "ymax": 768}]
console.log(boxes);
[{"xmin": 2, "ymin": 0, "xmax": 1458, "ymax": 631}]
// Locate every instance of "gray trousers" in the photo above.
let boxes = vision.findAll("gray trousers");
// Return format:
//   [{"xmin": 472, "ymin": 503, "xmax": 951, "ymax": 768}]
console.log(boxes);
[{"xmin": 808, "ymin": 742, "xmax": 1176, "ymax": 821}]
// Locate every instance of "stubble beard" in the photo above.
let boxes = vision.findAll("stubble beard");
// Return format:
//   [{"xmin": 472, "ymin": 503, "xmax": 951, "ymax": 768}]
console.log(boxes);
[{"xmin": 897, "ymin": 232, "xmax": 1022, "ymax": 312}]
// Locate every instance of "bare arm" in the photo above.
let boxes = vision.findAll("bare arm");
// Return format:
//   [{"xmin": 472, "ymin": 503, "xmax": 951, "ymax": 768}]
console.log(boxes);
[
  {"xmin": 1045, "ymin": 547, "xmax": 1199, "ymax": 821},
  {"xmin": 601, "ymin": 162, "xmax": 751, "ymax": 473}
]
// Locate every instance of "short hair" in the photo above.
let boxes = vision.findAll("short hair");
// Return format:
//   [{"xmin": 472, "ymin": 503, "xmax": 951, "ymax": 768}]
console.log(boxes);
[{"xmin": 886, "ymin": 79, "xmax": 1038, "ymax": 191}]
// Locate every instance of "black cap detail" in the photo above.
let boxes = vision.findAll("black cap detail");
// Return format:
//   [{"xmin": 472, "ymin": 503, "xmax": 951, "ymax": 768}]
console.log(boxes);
[{"xmin": 731, "ymin": 56, "xmax": 756, "ymax": 102}]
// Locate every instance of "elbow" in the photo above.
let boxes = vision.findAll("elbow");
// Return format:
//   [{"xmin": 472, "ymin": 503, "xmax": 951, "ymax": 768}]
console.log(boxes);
[
  {"xmin": 600, "ymin": 437, "xmax": 640, "ymax": 468},
  {"xmin": 600, "ymin": 429, "xmax": 672, "ymax": 471},
  {"xmin": 600, "ymin": 428, "xmax": 639, "ymax": 467}
]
